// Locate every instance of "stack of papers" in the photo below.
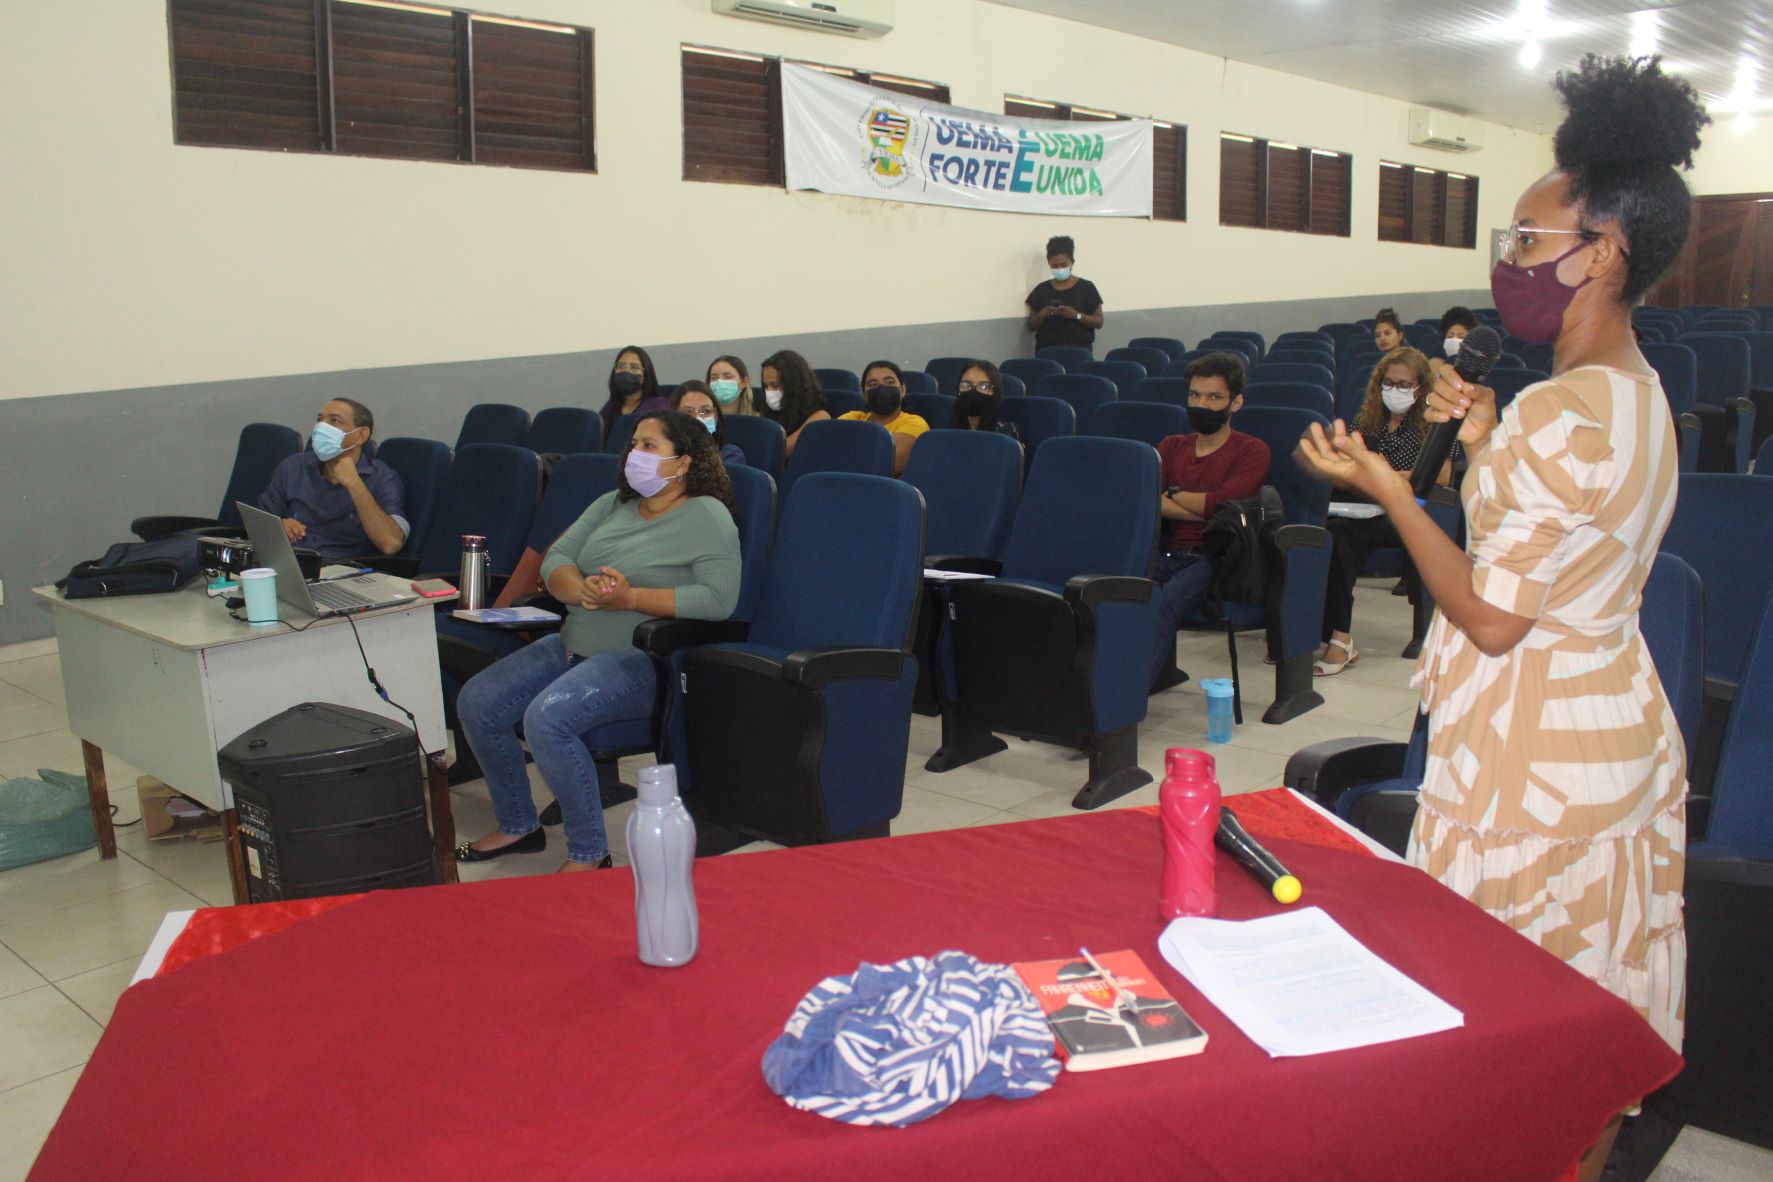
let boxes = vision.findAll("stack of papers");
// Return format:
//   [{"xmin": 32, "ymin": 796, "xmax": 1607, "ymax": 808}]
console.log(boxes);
[
  {"xmin": 921, "ymin": 569, "xmax": 995, "ymax": 582},
  {"xmin": 1158, "ymin": 907, "xmax": 1462, "ymax": 1057}
]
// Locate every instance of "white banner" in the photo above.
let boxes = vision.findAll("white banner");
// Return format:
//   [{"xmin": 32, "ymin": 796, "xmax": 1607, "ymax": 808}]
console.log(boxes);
[{"xmin": 781, "ymin": 63, "xmax": 1154, "ymax": 218}]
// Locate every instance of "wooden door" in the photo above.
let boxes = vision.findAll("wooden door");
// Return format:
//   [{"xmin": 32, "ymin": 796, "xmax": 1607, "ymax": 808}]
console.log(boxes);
[{"xmin": 1645, "ymin": 193, "xmax": 1773, "ymax": 307}]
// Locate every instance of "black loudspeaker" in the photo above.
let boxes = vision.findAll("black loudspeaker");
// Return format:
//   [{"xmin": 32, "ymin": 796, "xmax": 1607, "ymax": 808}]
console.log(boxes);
[{"xmin": 218, "ymin": 702, "xmax": 440, "ymax": 902}]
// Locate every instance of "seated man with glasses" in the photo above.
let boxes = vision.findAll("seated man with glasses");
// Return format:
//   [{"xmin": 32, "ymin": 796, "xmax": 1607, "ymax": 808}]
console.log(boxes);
[
  {"xmin": 838, "ymin": 359, "xmax": 930, "ymax": 475},
  {"xmin": 669, "ymin": 382, "xmax": 747, "ymax": 468}
]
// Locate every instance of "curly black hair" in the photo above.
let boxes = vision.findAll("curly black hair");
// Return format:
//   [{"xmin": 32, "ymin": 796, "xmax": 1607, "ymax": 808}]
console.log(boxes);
[
  {"xmin": 1045, "ymin": 235, "xmax": 1075, "ymax": 259},
  {"xmin": 1552, "ymin": 55, "xmax": 1710, "ymax": 301},
  {"xmin": 1373, "ymin": 307, "xmax": 1404, "ymax": 334},
  {"xmin": 1438, "ymin": 306, "xmax": 1479, "ymax": 336},
  {"xmin": 759, "ymin": 349, "xmax": 827, "ymax": 436},
  {"xmin": 616, "ymin": 410, "xmax": 736, "ymax": 514},
  {"xmin": 1185, "ymin": 351, "xmax": 1246, "ymax": 397}
]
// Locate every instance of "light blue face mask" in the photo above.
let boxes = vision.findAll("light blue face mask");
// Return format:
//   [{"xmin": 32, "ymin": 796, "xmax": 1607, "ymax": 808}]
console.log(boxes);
[
  {"xmin": 1051, "ymin": 267, "xmax": 1071, "ymax": 282},
  {"xmin": 701, "ymin": 415, "xmax": 718, "ymax": 434},
  {"xmin": 710, "ymin": 379, "xmax": 741, "ymax": 405},
  {"xmin": 310, "ymin": 420, "xmax": 349, "ymax": 461}
]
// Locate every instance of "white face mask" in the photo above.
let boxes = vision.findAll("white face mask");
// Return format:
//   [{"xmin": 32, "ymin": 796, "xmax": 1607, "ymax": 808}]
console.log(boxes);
[
  {"xmin": 1443, "ymin": 335, "xmax": 1463, "ymax": 359},
  {"xmin": 1381, "ymin": 384, "xmax": 1417, "ymax": 414},
  {"xmin": 763, "ymin": 387, "xmax": 784, "ymax": 412},
  {"xmin": 1051, "ymin": 266, "xmax": 1071, "ymax": 282}
]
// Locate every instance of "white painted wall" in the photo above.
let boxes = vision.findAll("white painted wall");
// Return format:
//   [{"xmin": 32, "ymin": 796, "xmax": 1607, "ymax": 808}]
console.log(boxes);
[
  {"xmin": 1687, "ymin": 115, "xmax": 1773, "ymax": 196},
  {"xmin": 2, "ymin": 0, "xmax": 1557, "ymax": 402}
]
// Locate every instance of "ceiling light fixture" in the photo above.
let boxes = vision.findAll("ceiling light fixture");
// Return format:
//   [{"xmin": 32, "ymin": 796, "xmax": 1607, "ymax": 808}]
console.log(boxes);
[
  {"xmin": 1520, "ymin": 38, "xmax": 1543, "ymax": 68},
  {"xmin": 1736, "ymin": 112, "xmax": 1755, "ymax": 135},
  {"xmin": 1629, "ymin": 11, "xmax": 1658, "ymax": 59}
]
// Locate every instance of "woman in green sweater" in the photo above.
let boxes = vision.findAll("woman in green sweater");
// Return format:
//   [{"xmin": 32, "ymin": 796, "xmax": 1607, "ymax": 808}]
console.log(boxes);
[{"xmin": 455, "ymin": 411, "xmax": 742, "ymax": 871}]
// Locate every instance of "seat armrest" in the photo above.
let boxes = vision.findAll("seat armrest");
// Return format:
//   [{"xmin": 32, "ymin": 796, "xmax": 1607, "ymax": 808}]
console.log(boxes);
[
  {"xmin": 782, "ymin": 647, "xmax": 908, "ymax": 690},
  {"xmin": 1732, "ymin": 397, "xmax": 1756, "ymax": 474},
  {"xmin": 1686, "ymin": 852, "xmax": 1773, "ymax": 882},
  {"xmin": 1283, "ymin": 737, "xmax": 1408, "ymax": 809},
  {"xmin": 131, "ymin": 515, "xmax": 223, "ymax": 542},
  {"xmin": 1273, "ymin": 523, "xmax": 1329, "ymax": 552},
  {"xmin": 634, "ymin": 618, "xmax": 750, "ymax": 656},
  {"xmin": 1063, "ymin": 575, "xmax": 1155, "ymax": 611},
  {"xmin": 1677, "ymin": 413, "xmax": 1702, "ymax": 473},
  {"xmin": 926, "ymin": 556, "xmax": 1004, "ymax": 576}
]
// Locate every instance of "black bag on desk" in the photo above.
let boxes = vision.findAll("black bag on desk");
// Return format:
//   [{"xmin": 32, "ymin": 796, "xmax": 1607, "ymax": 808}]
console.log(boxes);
[{"xmin": 58, "ymin": 536, "xmax": 203, "ymax": 599}]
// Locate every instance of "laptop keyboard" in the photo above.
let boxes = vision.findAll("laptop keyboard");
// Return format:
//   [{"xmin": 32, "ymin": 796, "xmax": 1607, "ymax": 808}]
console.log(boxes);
[{"xmin": 309, "ymin": 580, "xmax": 378, "ymax": 612}]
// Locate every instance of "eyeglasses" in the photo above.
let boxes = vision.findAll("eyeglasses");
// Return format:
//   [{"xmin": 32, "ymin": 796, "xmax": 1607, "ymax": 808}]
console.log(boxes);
[
  {"xmin": 1499, "ymin": 222, "xmax": 1615, "ymax": 266},
  {"xmin": 683, "ymin": 406, "xmax": 717, "ymax": 419},
  {"xmin": 957, "ymin": 381, "xmax": 994, "ymax": 394},
  {"xmin": 614, "ymin": 363, "xmax": 645, "ymax": 375},
  {"xmin": 863, "ymin": 379, "xmax": 901, "ymax": 392},
  {"xmin": 1380, "ymin": 382, "xmax": 1416, "ymax": 393}
]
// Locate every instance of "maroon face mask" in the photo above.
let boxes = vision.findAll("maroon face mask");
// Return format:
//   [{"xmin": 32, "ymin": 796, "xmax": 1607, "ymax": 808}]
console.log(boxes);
[{"xmin": 1489, "ymin": 239, "xmax": 1594, "ymax": 344}]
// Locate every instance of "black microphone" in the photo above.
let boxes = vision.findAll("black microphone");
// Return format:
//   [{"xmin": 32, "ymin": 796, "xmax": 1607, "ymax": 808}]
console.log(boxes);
[
  {"xmin": 1215, "ymin": 807, "xmax": 1301, "ymax": 904},
  {"xmin": 1408, "ymin": 325, "xmax": 1502, "ymax": 501}
]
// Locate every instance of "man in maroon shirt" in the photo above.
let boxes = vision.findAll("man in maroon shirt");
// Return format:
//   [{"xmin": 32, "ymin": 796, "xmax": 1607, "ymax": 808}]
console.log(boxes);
[{"xmin": 1151, "ymin": 352, "xmax": 1271, "ymax": 688}]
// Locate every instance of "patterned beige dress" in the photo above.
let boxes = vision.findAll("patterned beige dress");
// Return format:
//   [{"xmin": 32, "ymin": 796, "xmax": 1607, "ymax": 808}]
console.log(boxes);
[{"xmin": 1409, "ymin": 365, "xmax": 1686, "ymax": 1051}]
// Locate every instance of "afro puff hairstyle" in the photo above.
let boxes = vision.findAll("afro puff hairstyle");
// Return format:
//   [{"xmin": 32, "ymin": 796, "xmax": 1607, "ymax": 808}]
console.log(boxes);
[{"xmin": 1551, "ymin": 55, "xmax": 1710, "ymax": 302}]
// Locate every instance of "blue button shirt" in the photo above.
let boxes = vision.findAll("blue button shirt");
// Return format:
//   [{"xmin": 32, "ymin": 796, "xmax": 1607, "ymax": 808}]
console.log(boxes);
[{"xmin": 257, "ymin": 451, "xmax": 408, "ymax": 559}]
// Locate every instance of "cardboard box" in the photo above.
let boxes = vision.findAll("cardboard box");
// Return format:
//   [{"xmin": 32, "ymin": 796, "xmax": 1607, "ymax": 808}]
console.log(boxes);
[{"xmin": 137, "ymin": 776, "xmax": 224, "ymax": 843}]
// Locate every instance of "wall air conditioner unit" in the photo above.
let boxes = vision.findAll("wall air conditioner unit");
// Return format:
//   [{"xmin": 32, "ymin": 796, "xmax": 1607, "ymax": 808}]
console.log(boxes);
[
  {"xmin": 712, "ymin": 0, "xmax": 894, "ymax": 39},
  {"xmin": 1408, "ymin": 108, "xmax": 1484, "ymax": 153}
]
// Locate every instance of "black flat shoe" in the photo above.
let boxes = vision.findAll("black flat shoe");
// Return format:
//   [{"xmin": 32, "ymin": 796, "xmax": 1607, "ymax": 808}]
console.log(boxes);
[
  {"xmin": 454, "ymin": 828, "xmax": 545, "ymax": 862},
  {"xmin": 539, "ymin": 799, "xmax": 562, "ymax": 826}
]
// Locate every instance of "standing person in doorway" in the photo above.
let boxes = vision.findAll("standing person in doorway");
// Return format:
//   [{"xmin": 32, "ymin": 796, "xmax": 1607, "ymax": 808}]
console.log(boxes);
[{"xmin": 1025, "ymin": 236, "xmax": 1104, "ymax": 355}]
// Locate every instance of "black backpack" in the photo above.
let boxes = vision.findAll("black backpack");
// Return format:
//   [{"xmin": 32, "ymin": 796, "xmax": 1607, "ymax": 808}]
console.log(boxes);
[
  {"xmin": 58, "ymin": 536, "xmax": 203, "ymax": 600},
  {"xmin": 1195, "ymin": 485, "xmax": 1285, "ymax": 618}
]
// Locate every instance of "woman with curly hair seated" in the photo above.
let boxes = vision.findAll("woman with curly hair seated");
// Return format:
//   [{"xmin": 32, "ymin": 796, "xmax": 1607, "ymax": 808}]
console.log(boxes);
[{"xmin": 455, "ymin": 410, "xmax": 741, "ymax": 871}]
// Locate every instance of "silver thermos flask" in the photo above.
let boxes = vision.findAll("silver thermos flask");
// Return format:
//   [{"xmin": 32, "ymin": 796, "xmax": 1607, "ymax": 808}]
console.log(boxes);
[{"xmin": 459, "ymin": 535, "xmax": 490, "ymax": 610}]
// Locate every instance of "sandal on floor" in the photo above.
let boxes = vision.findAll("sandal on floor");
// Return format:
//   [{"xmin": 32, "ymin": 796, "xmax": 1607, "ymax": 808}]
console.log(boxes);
[
  {"xmin": 1313, "ymin": 638, "xmax": 1361, "ymax": 677},
  {"xmin": 454, "ymin": 827, "xmax": 545, "ymax": 862}
]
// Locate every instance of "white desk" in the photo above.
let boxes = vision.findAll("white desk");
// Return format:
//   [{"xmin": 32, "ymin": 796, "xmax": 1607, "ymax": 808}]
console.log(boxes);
[{"xmin": 33, "ymin": 576, "xmax": 457, "ymax": 896}]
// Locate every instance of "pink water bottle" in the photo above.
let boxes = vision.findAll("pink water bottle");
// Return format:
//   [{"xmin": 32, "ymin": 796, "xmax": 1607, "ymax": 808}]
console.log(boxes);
[{"xmin": 1160, "ymin": 747, "xmax": 1220, "ymax": 918}]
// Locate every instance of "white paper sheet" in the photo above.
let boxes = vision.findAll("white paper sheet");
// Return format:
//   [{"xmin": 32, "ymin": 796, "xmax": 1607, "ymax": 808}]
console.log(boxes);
[
  {"xmin": 921, "ymin": 569, "xmax": 996, "ymax": 582},
  {"xmin": 1327, "ymin": 501, "xmax": 1387, "ymax": 519},
  {"xmin": 1158, "ymin": 906, "xmax": 1462, "ymax": 1057}
]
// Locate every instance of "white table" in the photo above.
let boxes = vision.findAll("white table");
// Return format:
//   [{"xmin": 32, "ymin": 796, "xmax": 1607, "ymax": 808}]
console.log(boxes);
[{"xmin": 33, "ymin": 576, "xmax": 458, "ymax": 897}]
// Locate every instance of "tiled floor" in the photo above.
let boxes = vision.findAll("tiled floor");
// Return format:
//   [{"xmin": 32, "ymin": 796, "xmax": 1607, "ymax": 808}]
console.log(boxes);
[{"xmin": 0, "ymin": 587, "xmax": 1765, "ymax": 1180}]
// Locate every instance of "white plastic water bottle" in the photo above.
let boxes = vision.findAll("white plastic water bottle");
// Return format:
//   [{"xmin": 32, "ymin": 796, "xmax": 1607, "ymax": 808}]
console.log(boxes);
[{"xmin": 625, "ymin": 764, "xmax": 699, "ymax": 967}]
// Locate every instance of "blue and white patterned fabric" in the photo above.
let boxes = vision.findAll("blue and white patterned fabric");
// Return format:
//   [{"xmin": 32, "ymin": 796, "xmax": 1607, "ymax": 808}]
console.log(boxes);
[{"xmin": 761, "ymin": 950, "xmax": 1060, "ymax": 1127}]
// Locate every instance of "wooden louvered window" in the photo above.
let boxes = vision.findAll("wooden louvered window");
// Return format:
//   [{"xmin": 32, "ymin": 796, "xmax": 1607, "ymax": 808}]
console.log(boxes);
[
  {"xmin": 168, "ymin": 0, "xmax": 596, "ymax": 172},
  {"xmin": 1265, "ymin": 143, "xmax": 1306, "ymax": 231},
  {"xmin": 1378, "ymin": 161, "xmax": 1478, "ymax": 248},
  {"xmin": 1005, "ymin": 96, "xmax": 1186, "ymax": 221},
  {"xmin": 1307, "ymin": 150, "xmax": 1351, "ymax": 236},
  {"xmin": 1219, "ymin": 132, "xmax": 1349, "ymax": 236},
  {"xmin": 683, "ymin": 48, "xmax": 947, "ymax": 186}
]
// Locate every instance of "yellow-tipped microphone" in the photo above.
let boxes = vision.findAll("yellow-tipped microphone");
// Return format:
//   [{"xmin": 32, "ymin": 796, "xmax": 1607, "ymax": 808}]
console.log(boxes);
[{"xmin": 1215, "ymin": 807, "xmax": 1302, "ymax": 905}]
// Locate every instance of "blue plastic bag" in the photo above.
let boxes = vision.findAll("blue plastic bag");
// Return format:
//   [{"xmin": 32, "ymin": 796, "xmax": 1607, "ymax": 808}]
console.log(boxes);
[{"xmin": 0, "ymin": 769, "xmax": 97, "ymax": 872}]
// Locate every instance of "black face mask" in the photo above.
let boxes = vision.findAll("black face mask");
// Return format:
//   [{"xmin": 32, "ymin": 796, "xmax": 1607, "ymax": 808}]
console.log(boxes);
[
  {"xmin": 1186, "ymin": 405, "xmax": 1229, "ymax": 435},
  {"xmin": 865, "ymin": 385, "xmax": 903, "ymax": 416},
  {"xmin": 957, "ymin": 389, "xmax": 994, "ymax": 419},
  {"xmin": 611, "ymin": 371, "xmax": 644, "ymax": 397}
]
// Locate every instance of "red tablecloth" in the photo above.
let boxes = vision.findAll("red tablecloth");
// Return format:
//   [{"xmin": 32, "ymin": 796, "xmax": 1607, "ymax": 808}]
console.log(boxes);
[{"xmin": 32, "ymin": 808, "xmax": 1678, "ymax": 1181}]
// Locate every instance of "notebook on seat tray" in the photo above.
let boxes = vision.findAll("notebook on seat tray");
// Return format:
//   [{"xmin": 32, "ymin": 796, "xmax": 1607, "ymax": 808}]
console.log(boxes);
[{"xmin": 237, "ymin": 502, "xmax": 418, "ymax": 619}]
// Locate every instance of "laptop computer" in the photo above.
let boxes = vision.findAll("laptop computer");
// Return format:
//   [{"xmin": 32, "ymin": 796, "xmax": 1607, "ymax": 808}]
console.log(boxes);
[{"xmin": 237, "ymin": 502, "xmax": 419, "ymax": 619}]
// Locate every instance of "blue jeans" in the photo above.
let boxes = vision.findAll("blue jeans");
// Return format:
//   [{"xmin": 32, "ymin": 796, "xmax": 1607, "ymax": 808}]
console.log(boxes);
[
  {"xmin": 1151, "ymin": 551, "xmax": 1217, "ymax": 686},
  {"xmin": 456, "ymin": 635, "xmax": 656, "ymax": 863}
]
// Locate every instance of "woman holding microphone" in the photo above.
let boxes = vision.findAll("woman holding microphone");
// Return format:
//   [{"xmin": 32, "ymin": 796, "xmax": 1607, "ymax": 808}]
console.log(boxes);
[{"xmin": 1298, "ymin": 53, "xmax": 1706, "ymax": 1079}]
